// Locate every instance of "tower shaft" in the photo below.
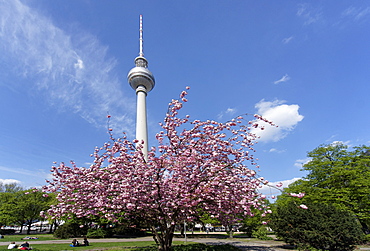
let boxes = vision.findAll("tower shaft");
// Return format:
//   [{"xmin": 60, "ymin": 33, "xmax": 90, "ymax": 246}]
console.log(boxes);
[{"xmin": 135, "ymin": 86, "xmax": 149, "ymax": 159}]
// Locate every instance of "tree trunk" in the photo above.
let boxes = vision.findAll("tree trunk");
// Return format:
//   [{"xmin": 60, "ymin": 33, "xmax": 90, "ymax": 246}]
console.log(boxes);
[
  {"xmin": 151, "ymin": 224, "xmax": 175, "ymax": 251},
  {"xmin": 228, "ymin": 225, "xmax": 233, "ymax": 238},
  {"xmin": 19, "ymin": 223, "xmax": 24, "ymax": 234},
  {"xmin": 27, "ymin": 223, "xmax": 32, "ymax": 235},
  {"xmin": 48, "ymin": 222, "xmax": 53, "ymax": 234}
]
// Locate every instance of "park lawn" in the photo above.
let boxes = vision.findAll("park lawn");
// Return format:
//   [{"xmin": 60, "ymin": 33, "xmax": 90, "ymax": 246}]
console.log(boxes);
[
  {"xmin": 0, "ymin": 241, "xmax": 189, "ymax": 251},
  {"xmin": 0, "ymin": 234, "xmax": 58, "ymax": 242}
]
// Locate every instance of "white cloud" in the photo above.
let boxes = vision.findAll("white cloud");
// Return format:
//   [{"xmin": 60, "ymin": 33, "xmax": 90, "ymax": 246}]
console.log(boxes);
[
  {"xmin": 251, "ymin": 99, "xmax": 304, "ymax": 142},
  {"xmin": 258, "ymin": 177, "xmax": 301, "ymax": 196},
  {"xmin": 297, "ymin": 4, "xmax": 322, "ymax": 25},
  {"xmin": 273, "ymin": 74, "xmax": 290, "ymax": 84},
  {"xmin": 325, "ymin": 136, "xmax": 352, "ymax": 147},
  {"xmin": 0, "ymin": 179, "xmax": 21, "ymax": 185},
  {"xmin": 342, "ymin": 6, "xmax": 370, "ymax": 21},
  {"xmin": 74, "ymin": 58, "xmax": 84, "ymax": 70},
  {"xmin": 282, "ymin": 36, "xmax": 294, "ymax": 44},
  {"xmin": 331, "ymin": 140, "xmax": 351, "ymax": 146},
  {"xmin": 226, "ymin": 108, "xmax": 236, "ymax": 114},
  {"xmin": 269, "ymin": 148, "xmax": 286, "ymax": 153},
  {"xmin": 217, "ymin": 107, "xmax": 237, "ymax": 120},
  {"xmin": 294, "ymin": 158, "xmax": 311, "ymax": 168},
  {"xmin": 0, "ymin": 165, "xmax": 43, "ymax": 178},
  {"xmin": 0, "ymin": 0, "xmax": 135, "ymax": 133}
]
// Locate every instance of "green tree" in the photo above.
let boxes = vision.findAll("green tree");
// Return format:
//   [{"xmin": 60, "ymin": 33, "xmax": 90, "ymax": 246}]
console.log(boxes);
[
  {"xmin": 0, "ymin": 182, "xmax": 24, "ymax": 228},
  {"xmin": 0, "ymin": 182, "xmax": 23, "ymax": 193},
  {"xmin": 240, "ymin": 204, "xmax": 270, "ymax": 237},
  {"xmin": 276, "ymin": 143, "xmax": 370, "ymax": 232},
  {"xmin": 270, "ymin": 201, "xmax": 364, "ymax": 251},
  {"xmin": 1, "ymin": 189, "xmax": 53, "ymax": 234}
]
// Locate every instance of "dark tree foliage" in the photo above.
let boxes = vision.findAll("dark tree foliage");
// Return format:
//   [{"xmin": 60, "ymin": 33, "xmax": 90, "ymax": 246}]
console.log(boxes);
[
  {"xmin": 240, "ymin": 207, "xmax": 267, "ymax": 237},
  {"xmin": 270, "ymin": 201, "xmax": 364, "ymax": 251},
  {"xmin": 53, "ymin": 222, "xmax": 88, "ymax": 239},
  {"xmin": 276, "ymin": 143, "xmax": 370, "ymax": 233}
]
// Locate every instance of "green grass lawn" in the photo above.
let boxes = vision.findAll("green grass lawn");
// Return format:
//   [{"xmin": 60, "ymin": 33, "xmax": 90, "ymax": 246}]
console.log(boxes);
[
  {"xmin": 0, "ymin": 241, "xmax": 240, "ymax": 251},
  {"xmin": 0, "ymin": 241, "xmax": 159, "ymax": 251}
]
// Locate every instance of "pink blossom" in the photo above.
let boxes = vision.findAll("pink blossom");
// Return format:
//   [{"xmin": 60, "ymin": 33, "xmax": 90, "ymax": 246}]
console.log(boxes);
[
  {"xmin": 289, "ymin": 192, "xmax": 305, "ymax": 198},
  {"xmin": 299, "ymin": 204, "xmax": 308, "ymax": 209}
]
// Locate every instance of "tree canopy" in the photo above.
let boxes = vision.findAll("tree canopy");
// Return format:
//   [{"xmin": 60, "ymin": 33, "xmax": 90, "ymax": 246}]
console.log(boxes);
[
  {"xmin": 276, "ymin": 143, "xmax": 370, "ymax": 232},
  {"xmin": 42, "ymin": 88, "xmax": 275, "ymax": 250},
  {"xmin": 0, "ymin": 187, "xmax": 53, "ymax": 234}
]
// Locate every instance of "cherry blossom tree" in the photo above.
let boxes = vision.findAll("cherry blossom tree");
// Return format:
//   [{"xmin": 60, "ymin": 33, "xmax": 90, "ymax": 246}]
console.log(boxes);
[{"xmin": 42, "ymin": 87, "xmax": 276, "ymax": 251}]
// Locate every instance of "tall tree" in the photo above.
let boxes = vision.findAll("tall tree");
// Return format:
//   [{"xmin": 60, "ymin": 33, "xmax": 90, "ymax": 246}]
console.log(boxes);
[
  {"xmin": 1, "ymin": 189, "xmax": 53, "ymax": 234},
  {"xmin": 0, "ymin": 182, "xmax": 23, "ymax": 193},
  {"xmin": 43, "ymin": 88, "xmax": 275, "ymax": 251},
  {"xmin": 0, "ymin": 182, "xmax": 24, "ymax": 228},
  {"xmin": 276, "ymin": 143, "xmax": 370, "ymax": 232}
]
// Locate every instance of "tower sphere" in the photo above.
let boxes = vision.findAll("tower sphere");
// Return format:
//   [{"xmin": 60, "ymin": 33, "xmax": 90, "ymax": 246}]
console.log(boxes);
[{"xmin": 128, "ymin": 56, "xmax": 155, "ymax": 92}]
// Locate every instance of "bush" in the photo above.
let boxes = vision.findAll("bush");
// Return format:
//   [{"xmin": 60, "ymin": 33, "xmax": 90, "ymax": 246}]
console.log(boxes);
[
  {"xmin": 113, "ymin": 224, "xmax": 147, "ymax": 237},
  {"xmin": 0, "ymin": 229, "xmax": 16, "ymax": 235},
  {"xmin": 53, "ymin": 223, "xmax": 88, "ymax": 239},
  {"xmin": 270, "ymin": 201, "xmax": 364, "ymax": 251},
  {"xmin": 240, "ymin": 207, "xmax": 269, "ymax": 237},
  {"xmin": 364, "ymin": 234, "xmax": 370, "ymax": 244},
  {"xmin": 252, "ymin": 226, "xmax": 273, "ymax": 240},
  {"xmin": 86, "ymin": 228, "xmax": 113, "ymax": 238}
]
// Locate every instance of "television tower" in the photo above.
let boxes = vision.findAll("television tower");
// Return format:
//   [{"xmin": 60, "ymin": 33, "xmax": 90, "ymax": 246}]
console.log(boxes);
[{"xmin": 127, "ymin": 15, "xmax": 155, "ymax": 160}]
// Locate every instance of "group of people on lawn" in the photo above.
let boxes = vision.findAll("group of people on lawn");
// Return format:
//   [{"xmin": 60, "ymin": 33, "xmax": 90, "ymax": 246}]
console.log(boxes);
[
  {"xmin": 7, "ymin": 241, "xmax": 31, "ymax": 250},
  {"xmin": 6, "ymin": 237, "xmax": 89, "ymax": 249},
  {"xmin": 70, "ymin": 237, "xmax": 89, "ymax": 247}
]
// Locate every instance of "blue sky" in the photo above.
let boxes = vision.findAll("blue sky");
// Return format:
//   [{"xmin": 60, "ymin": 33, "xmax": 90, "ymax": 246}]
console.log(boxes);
[{"xmin": 1, "ymin": 1, "xmax": 369, "ymax": 196}]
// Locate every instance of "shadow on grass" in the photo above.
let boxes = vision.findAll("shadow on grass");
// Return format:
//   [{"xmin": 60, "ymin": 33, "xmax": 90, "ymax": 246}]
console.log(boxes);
[
  {"xmin": 134, "ymin": 243, "xmax": 240, "ymax": 251},
  {"xmin": 174, "ymin": 234, "xmax": 230, "ymax": 239},
  {"xmin": 133, "ymin": 242, "xmax": 296, "ymax": 251}
]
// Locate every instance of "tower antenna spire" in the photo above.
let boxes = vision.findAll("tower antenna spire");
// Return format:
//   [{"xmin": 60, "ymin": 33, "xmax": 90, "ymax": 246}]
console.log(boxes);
[{"xmin": 139, "ymin": 14, "xmax": 144, "ymax": 57}]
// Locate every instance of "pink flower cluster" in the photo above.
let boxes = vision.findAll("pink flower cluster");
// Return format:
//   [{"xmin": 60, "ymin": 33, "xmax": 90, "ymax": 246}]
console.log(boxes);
[
  {"xmin": 299, "ymin": 204, "xmax": 308, "ymax": 209},
  {"xmin": 289, "ymin": 192, "xmax": 305, "ymax": 198}
]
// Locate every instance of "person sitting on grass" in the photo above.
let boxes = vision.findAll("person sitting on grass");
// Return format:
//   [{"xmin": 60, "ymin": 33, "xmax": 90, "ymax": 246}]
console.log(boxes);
[
  {"xmin": 83, "ymin": 237, "xmax": 89, "ymax": 246},
  {"xmin": 70, "ymin": 239, "xmax": 79, "ymax": 247},
  {"xmin": 19, "ymin": 241, "xmax": 30, "ymax": 250},
  {"xmin": 7, "ymin": 242, "xmax": 18, "ymax": 249}
]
